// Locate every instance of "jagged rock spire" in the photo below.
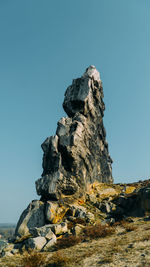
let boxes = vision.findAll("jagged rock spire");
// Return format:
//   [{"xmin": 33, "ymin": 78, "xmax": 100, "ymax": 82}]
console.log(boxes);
[{"xmin": 36, "ymin": 66, "xmax": 113, "ymax": 200}]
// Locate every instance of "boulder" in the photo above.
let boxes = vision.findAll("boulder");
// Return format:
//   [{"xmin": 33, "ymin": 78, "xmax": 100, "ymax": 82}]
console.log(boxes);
[
  {"xmin": 67, "ymin": 204, "xmax": 87, "ymax": 218},
  {"xmin": 47, "ymin": 222, "xmax": 68, "ymax": 236},
  {"xmin": 45, "ymin": 201, "xmax": 68, "ymax": 224},
  {"xmin": 25, "ymin": 236, "xmax": 47, "ymax": 251},
  {"xmin": 36, "ymin": 66, "xmax": 113, "ymax": 201},
  {"xmin": 29, "ymin": 225, "xmax": 56, "ymax": 240},
  {"xmin": 15, "ymin": 200, "xmax": 45, "ymax": 241}
]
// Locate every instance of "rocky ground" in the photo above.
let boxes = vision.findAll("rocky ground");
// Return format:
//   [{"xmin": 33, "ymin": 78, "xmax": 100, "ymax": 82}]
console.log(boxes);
[
  {"xmin": 1, "ymin": 216, "xmax": 150, "ymax": 266},
  {"xmin": 1, "ymin": 180, "xmax": 150, "ymax": 266}
]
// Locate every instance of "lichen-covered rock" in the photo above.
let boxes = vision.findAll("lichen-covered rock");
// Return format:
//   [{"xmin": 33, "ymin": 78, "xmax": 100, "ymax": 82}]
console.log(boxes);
[
  {"xmin": 36, "ymin": 66, "xmax": 113, "ymax": 201},
  {"xmin": 45, "ymin": 201, "xmax": 68, "ymax": 224},
  {"xmin": 15, "ymin": 200, "xmax": 45, "ymax": 241}
]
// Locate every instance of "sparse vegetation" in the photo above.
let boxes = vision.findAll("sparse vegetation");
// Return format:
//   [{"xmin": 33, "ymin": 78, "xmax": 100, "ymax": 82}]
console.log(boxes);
[
  {"xmin": 21, "ymin": 250, "xmax": 71, "ymax": 267},
  {"xmin": 55, "ymin": 235, "xmax": 82, "ymax": 250},
  {"xmin": 83, "ymin": 223, "xmax": 115, "ymax": 239},
  {"xmin": 67, "ymin": 217, "xmax": 86, "ymax": 230},
  {"xmin": 2, "ymin": 218, "xmax": 150, "ymax": 267},
  {"xmin": 47, "ymin": 251, "xmax": 70, "ymax": 267},
  {"xmin": 116, "ymin": 220, "xmax": 137, "ymax": 232},
  {"xmin": 21, "ymin": 250, "xmax": 46, "ymax": 267}
]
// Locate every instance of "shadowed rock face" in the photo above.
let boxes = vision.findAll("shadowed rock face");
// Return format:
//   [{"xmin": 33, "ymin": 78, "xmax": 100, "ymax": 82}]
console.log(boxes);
[{"xmin": 36, "ymin": 66, "xmax": 113, "ymax": 200}]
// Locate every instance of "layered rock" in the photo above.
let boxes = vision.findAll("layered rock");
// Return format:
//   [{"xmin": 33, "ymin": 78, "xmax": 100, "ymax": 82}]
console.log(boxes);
[{"xmin": 36, "ymin": 65, "xmax": 113, "ymax": 200}]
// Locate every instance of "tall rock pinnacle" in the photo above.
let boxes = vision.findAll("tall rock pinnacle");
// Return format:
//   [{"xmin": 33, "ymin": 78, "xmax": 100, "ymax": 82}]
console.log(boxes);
[{"xmin": 36, "ymin": 66, "xmax": 113, "ymax": 200}]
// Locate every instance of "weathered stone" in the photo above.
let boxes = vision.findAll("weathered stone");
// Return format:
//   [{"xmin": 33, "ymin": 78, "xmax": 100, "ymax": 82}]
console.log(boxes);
[
  {"xmin": 15, "ymin": 200, "xmax": 45, "ymax": 240},
  {"xmin": 29, "ymin": 225, "xmax": 56, "ymax": 240},
  {"xmin": 88, "ymin": 194, "xmax": 97, "ymax": 204},
  {"xmin": 68, "ymin": 204, "xmax": 87, "ymax": 218},
  {"xmin": 11, "ymin": 248, "xmax": 19, "ymax": 255},
  {"xmin": 36, "ymin": 173, "xmax": 63, "ymax": 200},
  {"xmin": 35, "ymin": 66, "xmax": 113, "ymax": 200},
  {"xmin": 1, "ymin": 251, "xmax": 14, "ymax": 257},
  {"xmin": 47, "ymin": 222, "xmax": 68, "ymax": 236},
  {"xmin": 25, "ymin": 236, "xmax": 47, "ymax": 251},
  {"xmin": 45, "ymin": 201, "xmax": 68, "ymax": 224},
  {"xmin": 0, "ymin": 240, "xmax": 7, "ymax": 251},
  {"xmin": 43, "ymin": 237, "xmax": 56, "ymax": 251},
  {"xmin": 105, "ymin": 202, "xmax": 111, "ymax": 213},
  {"xmin": 85, "ymin": 212, "xmax": 95, "ymax": 223},
  {"xmin": 73, "ymin": 224, "xmax": 85, "ymax": 236},
  {"xmin": 0, "ymin": 244, "xmax": 14, "ymax": 258}
]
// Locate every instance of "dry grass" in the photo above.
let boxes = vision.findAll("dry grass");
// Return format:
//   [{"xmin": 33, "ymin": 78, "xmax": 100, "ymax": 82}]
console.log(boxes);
[
  {"xmin": 119, "ymin": 221, "xmax": 137, "ymax": 232},
  {"xmin": 83, "ymin": 223, "xmax": 115, "ymax": 239},
  {"xmin": 20, "ymin": 250, "xmax": 70, "ymax": 267},
  {"xmin": 124, "ymin": 224, "xmax": 137, "ymax": 232},
  {"xmin": 67, "ymin": 217, "xmax": 86, "ymax": 230},
  {"xmin": 97, "ymin": 256, "xmax": 113, "ymax": 265},
  {"xmin": 114, "ymin": 220, "xmax": 137, "ymax": 232},
  {"xmin": 72, "ymin": 217, "xmax": 86, "ymax": 225},
  {"xmin": 21, "ymin": 250, "xmax": 46, "ymax": 267},
  {"xmin": 46, "ymin": 251, "xmax": 70, "ymax": 267},
  {"xmin": 55, "ymin": 235, "xmax": 82, "ymax": 250}
]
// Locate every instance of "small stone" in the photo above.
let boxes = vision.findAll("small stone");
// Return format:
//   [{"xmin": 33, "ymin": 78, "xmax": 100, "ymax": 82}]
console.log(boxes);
[
  {"xmin": 73, "ymin": 224, "xmax": 84, "ymax": 236},
  {"xmin": 106, "ymin": 202, "xmax": 111, "ymax": 213},
  {"xmin": 128, "ymin": 243, "xmax": 134, "ymax": 248},
  {"xmin": 11, "ymin": 249, "xmax": 19, "ymax": 255}
]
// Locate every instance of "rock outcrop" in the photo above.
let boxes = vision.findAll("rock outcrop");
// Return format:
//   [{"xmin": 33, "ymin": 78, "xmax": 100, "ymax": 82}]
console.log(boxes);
[
  {"xmin": 1, "ymin": 66, "xmax": 114, "ymax": 256},
  {"xmin": 36, "ymin": 65, "xmax": 113, "ymax": 201},
  {"xmin": 2, "ymin": 67, "xmax": 150, "ymax": 263}
]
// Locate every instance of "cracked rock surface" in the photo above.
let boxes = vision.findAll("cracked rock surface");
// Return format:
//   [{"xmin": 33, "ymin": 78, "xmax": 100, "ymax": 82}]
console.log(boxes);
[{"xmin": 36, "ymin": 65, "xmax": 113, "ymax": 200}]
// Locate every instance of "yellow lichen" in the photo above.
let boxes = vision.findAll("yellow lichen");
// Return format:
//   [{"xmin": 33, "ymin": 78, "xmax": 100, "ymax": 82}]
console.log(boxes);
[{"xmin": 125, "ymin": 186, "xmax": 136, "ymax": 194}]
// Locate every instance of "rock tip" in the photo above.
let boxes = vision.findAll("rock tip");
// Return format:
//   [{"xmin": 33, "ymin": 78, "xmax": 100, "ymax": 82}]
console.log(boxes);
[{"xmin": 82, "ymin": 65, "xmax": 101, "ymax": 81}]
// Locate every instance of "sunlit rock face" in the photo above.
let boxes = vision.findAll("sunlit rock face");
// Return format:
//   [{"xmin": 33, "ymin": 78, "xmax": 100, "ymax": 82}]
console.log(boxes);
[{"xmin": 36, "ymin": 66, "xmax": 113, "ymax": 200}]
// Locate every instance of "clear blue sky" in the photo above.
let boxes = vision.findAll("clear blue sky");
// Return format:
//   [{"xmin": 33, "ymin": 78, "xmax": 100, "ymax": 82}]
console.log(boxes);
[{"xmin": 0, "ymin": 0, "xmax": 150, "ymax": 223}]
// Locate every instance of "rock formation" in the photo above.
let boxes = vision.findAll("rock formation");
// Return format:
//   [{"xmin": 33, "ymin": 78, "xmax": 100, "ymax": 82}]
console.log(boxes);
[
  {"xmin": 3, "ymin": 67, "xmax": 150, "ymax": 261},
  {"xmin": 2, "ymin": 67, "xmax": 150, "ymax": 261},
  {"xmin": 1, "ymin": 66, "xmax": 114, "ymax": 256},
  {"xmin": 36, "ymin": 65, "xmax": 113, "ymax": 201}
]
